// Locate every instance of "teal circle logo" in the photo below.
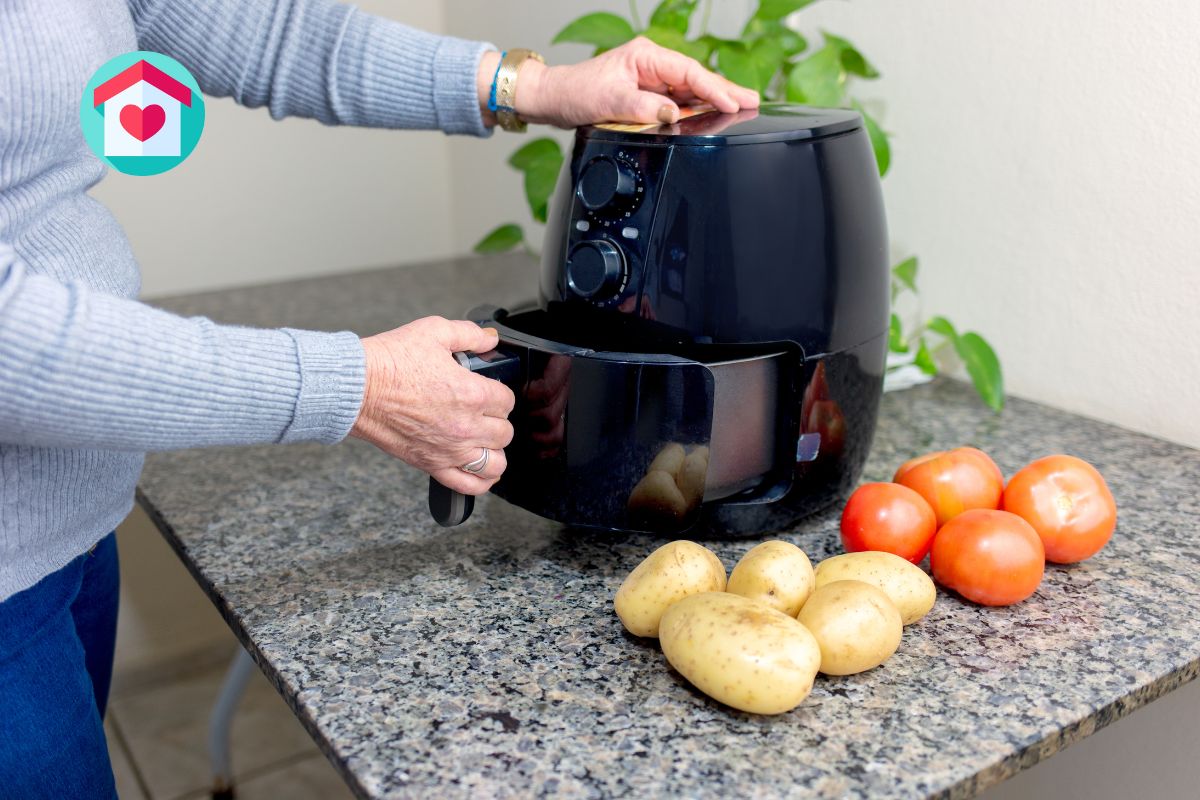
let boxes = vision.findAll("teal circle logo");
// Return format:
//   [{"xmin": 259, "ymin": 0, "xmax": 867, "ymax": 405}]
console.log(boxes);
[{"xmin": 80, "ymin": 51, "xmax": 204, "ymax": 176}]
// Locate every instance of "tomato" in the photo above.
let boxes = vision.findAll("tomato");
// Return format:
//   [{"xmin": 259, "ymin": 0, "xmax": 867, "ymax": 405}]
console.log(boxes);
[
  {"xmin": 930, "ymin": 509, "xmax": 1045, "ymax": 606},
  {"xmin": 840, "ymin": 482, "xmax": 938, "ymax": 563},
  {"xmin": 893, "ymin": 447, "xmax": 1004, "ymax": 527},
  {"xmin": 1002, "ymin": 455, "xmax": 1116, "ymax": 564}
]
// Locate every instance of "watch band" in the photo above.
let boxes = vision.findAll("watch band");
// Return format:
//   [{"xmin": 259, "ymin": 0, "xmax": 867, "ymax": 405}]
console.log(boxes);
[{"xmin": 493, "ymin": 48, "xmax": 544, "ymax": 133}]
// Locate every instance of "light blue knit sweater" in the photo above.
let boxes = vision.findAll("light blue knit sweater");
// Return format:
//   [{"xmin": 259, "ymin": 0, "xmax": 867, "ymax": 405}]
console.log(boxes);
[{"xmin": 0, "ymin": 0, "xmax": 494, "ymax": 599}]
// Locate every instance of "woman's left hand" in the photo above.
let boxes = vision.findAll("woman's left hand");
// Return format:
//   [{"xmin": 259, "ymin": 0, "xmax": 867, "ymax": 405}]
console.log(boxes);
[{"xmin": 480, "ymin": 37, "xmax": 760, "ymax": 129}]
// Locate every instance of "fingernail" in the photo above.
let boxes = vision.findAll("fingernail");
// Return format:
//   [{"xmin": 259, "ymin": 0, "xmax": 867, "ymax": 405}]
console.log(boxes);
[{"xmin": 657, "ymin": 104, "xmax": 679, "ymax": 124}]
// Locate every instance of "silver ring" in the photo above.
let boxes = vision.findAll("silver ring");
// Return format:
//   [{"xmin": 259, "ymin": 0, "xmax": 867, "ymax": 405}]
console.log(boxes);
[{"xmin": 459, "ymin": 448, "xmax": 489, "ymax": 474}]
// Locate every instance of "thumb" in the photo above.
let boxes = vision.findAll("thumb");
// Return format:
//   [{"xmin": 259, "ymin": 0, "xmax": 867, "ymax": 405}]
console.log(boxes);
[
  {"xmin": 618, "ymin": 90, "xmax": 679, "ymax": 124},
  {"xmin": 435, "ymin": 320, "xmax": 500, "ymax": 355}
]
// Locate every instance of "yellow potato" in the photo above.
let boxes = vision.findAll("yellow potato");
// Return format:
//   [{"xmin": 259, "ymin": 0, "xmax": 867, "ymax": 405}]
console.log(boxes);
[
  {"xmin": 814, "ymin": 551, "xmax": 936, "ymax": 625},
  {"xmin": 648, "ymin": 443, "xmax": 687, "ymax": 479},
  {"xmin": 659, "ymin": 592, "xmax": 821, "ymax": 715},
  {"xmin": 797, "ymin": 580, "xmax": 902, "ymax": 676},
  {"xmin": 627, "ymin": 470, "xmax": 688, "ymax": 519},
  {"xmin": 726, "ymin": 540, "xmax": 815, "ymax": 616},
  {"xmin": 614, "ymin": 541, "xmax": 726, "ymax": 637}
]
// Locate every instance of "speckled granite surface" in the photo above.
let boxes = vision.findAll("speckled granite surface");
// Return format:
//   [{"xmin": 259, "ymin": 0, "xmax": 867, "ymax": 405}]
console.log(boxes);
[{"xmin": 140, "ymin": 254, "xmax": 1200, "ymax": 799}]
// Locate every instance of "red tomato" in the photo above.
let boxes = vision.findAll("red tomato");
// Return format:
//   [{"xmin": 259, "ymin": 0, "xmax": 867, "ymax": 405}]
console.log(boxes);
[
  {"xmin": 930, "ymin": 509, "xmax": 1045, "ymax": 606},
  {"xmin": 841, "ymin": 482, "xmax": 938, "ymax": 563},
  {"xmin": 893, "ymin": 447, "xmax": 1004, "ymax": 527},
  {"xmin": 1002, "ymin": 455, "xmax": 1116, "ymax": 564}
]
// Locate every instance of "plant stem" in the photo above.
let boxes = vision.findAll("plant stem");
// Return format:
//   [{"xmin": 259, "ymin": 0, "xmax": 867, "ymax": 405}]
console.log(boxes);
[
  {"xmin": 628, "ymin": 0, "xmax": 643, "ymax": 31},
  {"xmin": 699, "ymin": 0, "xmax": 713, "ymax": 35}
]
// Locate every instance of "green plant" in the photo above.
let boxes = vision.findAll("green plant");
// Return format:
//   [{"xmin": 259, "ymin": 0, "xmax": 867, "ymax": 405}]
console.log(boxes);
[{"xmin": 474, "ymin": 0, "xmax": 1003, "ymax": 411}]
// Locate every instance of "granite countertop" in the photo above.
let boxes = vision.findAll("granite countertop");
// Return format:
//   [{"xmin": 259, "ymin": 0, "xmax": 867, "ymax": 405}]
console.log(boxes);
[{"xmin": 140, "ymin": 253, "xmax": 1200, "ymax": 799}]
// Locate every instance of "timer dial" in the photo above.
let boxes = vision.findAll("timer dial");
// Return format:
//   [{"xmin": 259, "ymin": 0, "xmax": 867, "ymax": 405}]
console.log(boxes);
[
  {"xmin": 565, "ymin": 240, "xmax": 626, "ymax": 301},
  {"xmin": 577, "ymin": 156, "xmax": 640, "ymax": 213}
]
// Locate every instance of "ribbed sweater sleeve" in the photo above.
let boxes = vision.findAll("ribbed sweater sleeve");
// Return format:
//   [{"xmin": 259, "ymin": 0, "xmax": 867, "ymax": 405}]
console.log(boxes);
[
  {"xmin": 0, "ymin": 245, "xmax": 365, "ymax": 451},
  {"xmin": 127, "ymin": 0, "xmax": 496, "ymax": 136}
]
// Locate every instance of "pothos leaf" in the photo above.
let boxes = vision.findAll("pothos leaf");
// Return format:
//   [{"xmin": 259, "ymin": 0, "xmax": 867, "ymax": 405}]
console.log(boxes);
[
  {"xmin": 891, "ymin": 256, "xmax": 918, "ymax": 295},
  {"xmin": 913, "ymin": 338, "xmax": 938, "ymax": 375},
  {"xmin": 926, "ymin": 315, "xmax": 958, "ymax": 340},
  {"xmin": 506, "ymin": 138, "xmax": 563, "ymax": 223},
  {"xmin": 888, "ymin": 313, "xmax": 908, "ymax": 354},
  {"xmin": 754, "ymin": 0, "xmax": 817, "ymax": 23},
  {"xmin": 474, "ymin": 224, "xmax": 524, "ymax": 254},
  {"xmin": 854, "ymin": 100, "xmax": 891, "ymax": 176},
  {"xmin": 955, "ymin": 332, "xmax": 1005, "ymax": 411},
  {"xmin": 644, "ymin": 26, "xmax": 712, "ymax": 62},
  {"xmin": 551, "ymin": 12, "xmax": 636, "ymax": 52},
  {"xmin": 822, "ymin": 32, "xmax": 880, "ymax": 78},
  {"xmin": 785, "ymin": 45, "xmax": 846, "ymax": 107},
  {"xmin": 649, "ymin": 0, "xmax": 699, "ymax": 34},
  {"xmin": 507, "ymin": 137, "xmax": 560, "ymax": 172}
]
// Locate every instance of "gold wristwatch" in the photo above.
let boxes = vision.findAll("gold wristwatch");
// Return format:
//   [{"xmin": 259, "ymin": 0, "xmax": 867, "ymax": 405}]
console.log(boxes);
[{"xmin": 492, "ymin": 49, "xmax": 545, "ymax": 133}]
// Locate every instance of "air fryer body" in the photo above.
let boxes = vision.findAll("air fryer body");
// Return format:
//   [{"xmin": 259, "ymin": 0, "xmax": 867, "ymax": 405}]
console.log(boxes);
[{"xmin": 487, "ymin": 105, "xmax": 888, "ymax": 536}]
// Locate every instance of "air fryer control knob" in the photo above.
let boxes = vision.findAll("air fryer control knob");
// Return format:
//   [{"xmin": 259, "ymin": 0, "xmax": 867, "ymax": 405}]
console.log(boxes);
[
  {"xmin": 565, "ymin": 240, "xmax": 626, "ymax": 300},
  {"xmin": 577, "ymin": 156, "xmax": 639, "ymax": 212}
]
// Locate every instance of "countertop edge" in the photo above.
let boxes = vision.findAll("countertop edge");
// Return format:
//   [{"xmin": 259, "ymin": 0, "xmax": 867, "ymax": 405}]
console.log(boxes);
[{"xmin": 134, "ymin": 488, "xmax": 371, "ymax": 800}]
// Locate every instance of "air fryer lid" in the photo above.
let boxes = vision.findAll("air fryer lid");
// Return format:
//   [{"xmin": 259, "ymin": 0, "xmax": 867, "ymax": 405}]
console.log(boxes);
[{"xmin": 579, "ymin": 102, "xmax": 862, "ymax": 146}]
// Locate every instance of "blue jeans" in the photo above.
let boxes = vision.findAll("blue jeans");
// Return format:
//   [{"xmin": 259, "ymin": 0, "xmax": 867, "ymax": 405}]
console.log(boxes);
[{"xmin": 0, "ymin": 533, "xmax": 120, "ymax": 799}]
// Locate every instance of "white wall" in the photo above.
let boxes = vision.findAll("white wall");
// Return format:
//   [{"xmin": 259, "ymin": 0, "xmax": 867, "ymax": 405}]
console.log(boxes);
[
  {"xmin": 90, "ymin": 1, "xmax": 455, "ymax": 298},
  {"xmin": 792, "ymin": 0, "xmax": 1200, "ymax": 448}
]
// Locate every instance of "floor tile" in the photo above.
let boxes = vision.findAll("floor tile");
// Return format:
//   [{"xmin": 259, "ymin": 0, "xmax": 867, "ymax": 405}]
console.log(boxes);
[
  {"xmin": 113, "ymin": 507, "xmax": 233, "ymax": 696},
  {"xmin": 217, "ymin": 754, "xmax": 356, "ymax": 800},
  {"xmin": 112, "ymin": 658, "xmax": 321, "ymax": 800},
  {"xmin": 105, "ymin": 717, "xmax": 147, "ymax": 800}
]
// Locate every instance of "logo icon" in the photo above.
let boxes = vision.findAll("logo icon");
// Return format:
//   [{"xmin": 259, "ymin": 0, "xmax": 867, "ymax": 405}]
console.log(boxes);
[{"xmin": 80, "ymin": 51, "xmax": 204, "ymax": 175}]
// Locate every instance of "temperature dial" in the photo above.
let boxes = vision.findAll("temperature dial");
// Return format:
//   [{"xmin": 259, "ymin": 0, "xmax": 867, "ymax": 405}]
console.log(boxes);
[
  {"xmin": 565, "ymin": 240, "xmax": 626, "ymax": 301},
  {"xmin": 577, "ymin": 156, "xmax": 641, "ymax": 214}
]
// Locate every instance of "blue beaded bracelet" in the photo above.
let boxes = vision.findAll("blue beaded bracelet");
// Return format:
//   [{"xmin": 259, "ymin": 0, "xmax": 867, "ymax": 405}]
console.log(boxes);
[{"xmin": 487, "ymin": 50, "xmax": 506, "ymax": 114}]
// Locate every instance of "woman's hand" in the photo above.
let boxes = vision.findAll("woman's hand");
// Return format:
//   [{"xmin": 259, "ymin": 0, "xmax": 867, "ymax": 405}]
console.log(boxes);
[
  {"xmin": 350, "ymin": 317, "xmax": 515, "ymax": 495},
  {"xmin": 479, "ymin": 37, "xmax": 760, "ymax": 128}
]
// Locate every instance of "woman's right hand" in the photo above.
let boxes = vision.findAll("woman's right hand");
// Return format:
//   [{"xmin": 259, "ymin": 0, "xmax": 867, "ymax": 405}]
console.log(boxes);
[{"xmin": 350, "ymin": 317, "xmax": 515, "ymax": 495}]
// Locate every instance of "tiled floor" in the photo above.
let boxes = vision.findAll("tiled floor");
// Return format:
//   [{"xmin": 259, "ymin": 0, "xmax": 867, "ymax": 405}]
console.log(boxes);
[{"xmin": 107, "ymin": 506, "xmax": 355, "ymax": 800}]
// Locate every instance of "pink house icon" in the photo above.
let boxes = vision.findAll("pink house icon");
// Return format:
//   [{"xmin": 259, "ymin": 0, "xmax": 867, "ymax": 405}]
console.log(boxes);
[{"xmin": 94, "ymin": 60, "xmax": 192, "ymax": 158}]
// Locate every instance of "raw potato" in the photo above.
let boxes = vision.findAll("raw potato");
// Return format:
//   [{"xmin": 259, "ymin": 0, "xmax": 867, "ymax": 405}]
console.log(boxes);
[
  {"xmin": 614, "ymin": 541, "xmax": 726, "ymax": 637},
  {"xmin": 814, "ymin": 551, "xmax": 937, "ymax": 625},
  {"xmin": 659, "ymin": 592, "xmax": 821, "ymax": 714},
  {"xmin": 726, "ymin": 540, "xmax": 815, "ymax": 616},
  {"xmin": 797, "ymin": 580, "xmax": 902, "ymax": 676}
]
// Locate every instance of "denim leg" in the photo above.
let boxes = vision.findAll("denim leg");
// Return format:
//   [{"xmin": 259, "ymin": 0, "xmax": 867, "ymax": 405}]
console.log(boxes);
[
  {"xmin": 0, "ymin": 543, "xmax": 119, "ymax": 800},
  {"xmin": 71, "ymin": 531, "xmax": 121, "ymax": 717}
]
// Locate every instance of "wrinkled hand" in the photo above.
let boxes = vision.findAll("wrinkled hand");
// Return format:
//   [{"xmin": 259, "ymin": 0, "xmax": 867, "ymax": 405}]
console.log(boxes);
[
  {"xmin": 479, "ymin": 37, "xmax": 760, "ymax": 129},
  {"xmin": 350, "ymin": 317, "xmax": 515, "ymax": 495}
]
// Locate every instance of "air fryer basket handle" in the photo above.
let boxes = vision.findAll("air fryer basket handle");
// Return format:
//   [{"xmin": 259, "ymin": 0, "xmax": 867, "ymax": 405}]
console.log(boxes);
[{"xmin": 427, "ymin": 346, "xmax": 523, "ymax": 527}]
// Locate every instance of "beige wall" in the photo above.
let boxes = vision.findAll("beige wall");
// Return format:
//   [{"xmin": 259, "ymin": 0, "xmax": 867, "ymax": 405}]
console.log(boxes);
[
  {"xmin": 90, "ymin": 1, "xmax": 455, "ymax": 298},
  {"xmin": 795, "ymin": 0, "xmax": 1200, "ymax": 448}
]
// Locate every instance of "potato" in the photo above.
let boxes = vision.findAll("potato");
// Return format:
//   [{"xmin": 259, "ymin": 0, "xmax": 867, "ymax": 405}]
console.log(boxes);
[
  {"xmin": 726, "ymin": 540, "xmax": 815, "ymax": 616},
  {"xmin": 648, "ymin": 443, "xmax": 686, "ymax": 479},
  {"xmin": 614, "ymin": 541, "xmax": 726, "ymax": 637},
  {"xmin": 659, "ymin": 592, "xmax": 821, "ymax": 714},
  {"xmin": 797, "ymin": 580, "xmax": 902, "ymax": 675},
  {"xmin": 814, "ymin": 551, "xmax": 936, "ymax": 625},
  {"xmin": 627, "ymin": 470, "xmax": 688, "ymax": 519}
]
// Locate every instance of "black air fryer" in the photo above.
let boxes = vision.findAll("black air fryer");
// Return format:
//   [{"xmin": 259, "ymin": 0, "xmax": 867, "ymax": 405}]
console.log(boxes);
[{"xmin": 429, "ymin": 104, "xmax": 889, "ymax": 536}]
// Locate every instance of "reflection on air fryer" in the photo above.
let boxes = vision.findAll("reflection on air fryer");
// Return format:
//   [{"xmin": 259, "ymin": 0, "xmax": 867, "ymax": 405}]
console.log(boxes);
[
  {"xmin": 525, "ymin": 354, "xmax": 569, "ymax": 459},
  {"xmin": 628, "ymin": 443, "xmax": 709, "ymax": 525}
]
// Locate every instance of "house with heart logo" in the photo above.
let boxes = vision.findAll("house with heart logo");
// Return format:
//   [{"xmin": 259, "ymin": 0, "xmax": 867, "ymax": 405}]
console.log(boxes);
[{"xmin": 93, "ymin": 59, "xmax": 192, "ymax": 157}]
